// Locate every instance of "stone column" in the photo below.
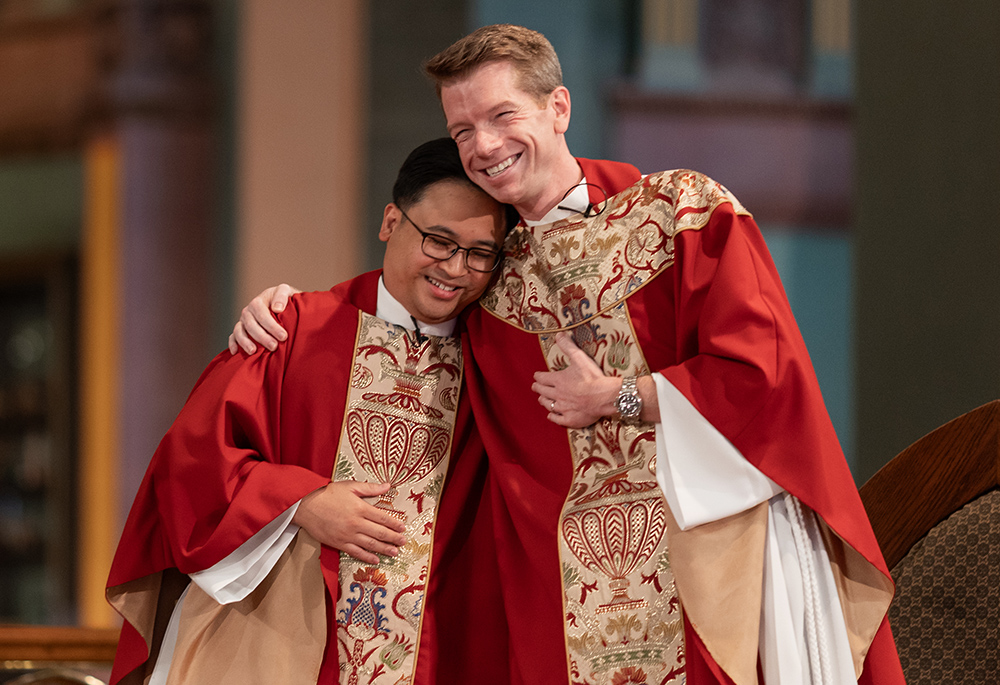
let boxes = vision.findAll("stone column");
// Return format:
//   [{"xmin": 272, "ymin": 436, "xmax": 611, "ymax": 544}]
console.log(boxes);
[{"xmin": 80, "ymin": 0, "xmax": 215, "ymax": 625}]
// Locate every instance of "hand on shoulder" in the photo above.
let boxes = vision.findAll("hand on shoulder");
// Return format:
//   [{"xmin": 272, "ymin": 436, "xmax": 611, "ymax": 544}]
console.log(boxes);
[{"xmin": 228, "ymin": 283, "xmax": 301, "ymax": 355}]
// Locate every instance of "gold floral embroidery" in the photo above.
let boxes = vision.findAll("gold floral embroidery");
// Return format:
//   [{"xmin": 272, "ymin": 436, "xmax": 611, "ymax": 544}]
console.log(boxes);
[
  {"xmin": 540, "ymin": 308, "xmax": 682, "ymax": 684},
  {"xmin": 498, "ymin": 171, "xmax": 747, "ymax": 683},
  {"xmin": 334, "ymin": 314, "xmax": 463, "ymax": 685},
  {"xmin": 481, "ymin": 170, "xmax": 747, "ymax": 333}
]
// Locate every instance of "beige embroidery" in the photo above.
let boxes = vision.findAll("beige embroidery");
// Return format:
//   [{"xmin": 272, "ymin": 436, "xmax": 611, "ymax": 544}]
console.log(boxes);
[
  {"xmin": 544, "ymin": 307, "xmax": 683, "ymax": 685},
  {"xmin": 479, "ymin": 171, "xmax": 746, "ymax": 684},
  {"xmin": 481, "ymin": 169, "xmax": 747, "ymax": 333},
  {"xmin": 334, "ymin": 315, "xmax": 463, "ymax": 685}
]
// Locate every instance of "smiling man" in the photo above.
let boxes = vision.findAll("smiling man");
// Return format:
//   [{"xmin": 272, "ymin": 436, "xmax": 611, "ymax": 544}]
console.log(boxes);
[
  {"xmin": 105, "ymin": 138, "xmax": 511, "ymax": 685},
  {"xmin": 426, "ymin": 25, "xmax": 904, "ymax": 685},
  {"xmin": 232, "ymin": 24, "xmax": 905, "ymax": 685},
  {"xmin": 380, "ymin": 179, "xmax": 505, "ymax": 323}
]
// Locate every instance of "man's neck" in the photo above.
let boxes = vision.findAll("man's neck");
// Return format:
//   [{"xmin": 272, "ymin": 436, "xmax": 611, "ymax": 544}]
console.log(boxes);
[{"xmin": 522, "ymin": 180, "xmax": 590, "ymax": 227}]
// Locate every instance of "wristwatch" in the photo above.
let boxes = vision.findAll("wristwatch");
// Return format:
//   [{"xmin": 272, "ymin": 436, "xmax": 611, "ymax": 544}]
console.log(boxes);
[{"xmin": 615, "ymin": 375, "xmax": 643, "ymax": 423}]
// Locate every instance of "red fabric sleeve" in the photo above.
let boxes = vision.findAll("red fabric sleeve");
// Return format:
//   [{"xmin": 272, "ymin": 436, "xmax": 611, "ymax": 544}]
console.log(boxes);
[
  {"xmin": 107, "ymin": 297, "xmax": 337, "ymax": 684},
  {"xmin": 627, "ymin": 204, "xmax": 888, "ymax": 574},
  {"xmin": 107, "ymin": 295, "xmax": 337, "ymax": 582},
  {"xmin": 157, "ymin": 352, "xmax": 331, "ymax": 571},
  {"xmin": 627, "ymin": 204, "xmax": 905, "ymax": 683}
]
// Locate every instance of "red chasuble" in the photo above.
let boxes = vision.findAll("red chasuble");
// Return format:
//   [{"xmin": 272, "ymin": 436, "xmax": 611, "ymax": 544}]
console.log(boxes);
[
  {"xmin": 461, "ymin": 160, "xmax": 905, "ymax": 685},
  {"xmin": 106, "ymin": 270, "xmax": 508, "ymax": 685}
]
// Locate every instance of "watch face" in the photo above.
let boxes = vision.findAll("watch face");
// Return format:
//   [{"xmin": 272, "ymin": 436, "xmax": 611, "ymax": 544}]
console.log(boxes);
[{"xmin": 616, "ymin": 393, "xmax": 642, "ymax": 419}]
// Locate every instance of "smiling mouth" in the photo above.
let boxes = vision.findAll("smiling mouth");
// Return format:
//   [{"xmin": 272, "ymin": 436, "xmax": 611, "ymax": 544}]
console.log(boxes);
[
  {"xmin": 485, "ymin": 154, "xmax": 520, "ymax": 177},
  {"xmin": 427, "ymin": 276, "xmax": 458, "ymax": 292}
]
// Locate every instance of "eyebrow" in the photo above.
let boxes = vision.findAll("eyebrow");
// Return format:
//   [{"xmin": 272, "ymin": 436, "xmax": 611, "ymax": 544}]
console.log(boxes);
[
  {"xmin": 447, "ymin": 101, "xmax": 521, "ymax": 131},
  {"xmin": 487, "ymin": 100, "xmax": 519, "ymax": 114}
]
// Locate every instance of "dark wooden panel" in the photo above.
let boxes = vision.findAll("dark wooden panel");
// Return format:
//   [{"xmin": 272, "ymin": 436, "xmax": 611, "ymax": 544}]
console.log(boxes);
[{"xmin": 0, "ymin": 16, "xmax": 96, "ymax": 155}]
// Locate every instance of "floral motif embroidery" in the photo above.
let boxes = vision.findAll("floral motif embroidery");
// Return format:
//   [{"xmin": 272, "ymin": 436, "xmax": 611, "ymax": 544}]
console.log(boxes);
[
  {"xmin": 334, "ymin": 315, "xmax": 463, "ymax": 684},
  {"xmin": 481, "ymin": 169, "xmax": 747, "ymax": 333},
  {"xmin": 493, "ymin": 172, "xmax": 742, "ymax": 683}
]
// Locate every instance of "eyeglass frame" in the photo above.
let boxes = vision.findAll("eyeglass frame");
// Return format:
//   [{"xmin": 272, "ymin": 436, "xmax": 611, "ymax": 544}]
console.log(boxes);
[{"xmin": 397, "ymin": 206, "xmax": 503, "ymax": 273}]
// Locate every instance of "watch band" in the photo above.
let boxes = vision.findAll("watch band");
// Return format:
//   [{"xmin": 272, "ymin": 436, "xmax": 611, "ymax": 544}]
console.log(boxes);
[{"xmin": 615, "ymin": 375, "xmax": 643, "ymax": 423}]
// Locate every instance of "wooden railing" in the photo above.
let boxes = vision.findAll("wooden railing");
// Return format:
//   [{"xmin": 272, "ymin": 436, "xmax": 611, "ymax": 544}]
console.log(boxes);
[{"xmin": 0, "ymin": 625, "xmax": 117, "ymax": 682}]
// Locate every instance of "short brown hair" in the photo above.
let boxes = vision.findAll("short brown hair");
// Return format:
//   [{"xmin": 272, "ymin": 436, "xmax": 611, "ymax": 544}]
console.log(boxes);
[{"xmin": 424, "ymin": 24, "xmax": 563, "ymax": 103}]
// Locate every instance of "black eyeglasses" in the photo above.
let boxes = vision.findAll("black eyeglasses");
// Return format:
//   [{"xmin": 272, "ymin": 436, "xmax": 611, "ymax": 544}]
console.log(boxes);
[{"xmin": 398, "ymin": 208, "xmax": 502, "ymax": 273}]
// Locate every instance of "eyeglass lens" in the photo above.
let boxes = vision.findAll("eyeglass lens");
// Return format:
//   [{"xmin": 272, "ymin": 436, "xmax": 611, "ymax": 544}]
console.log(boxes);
[{"xmin": 421, "ymin": 234, "xmax": 499, "ymax": 272}]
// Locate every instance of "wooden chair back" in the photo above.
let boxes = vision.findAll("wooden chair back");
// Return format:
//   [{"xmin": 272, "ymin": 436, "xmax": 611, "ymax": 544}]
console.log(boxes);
[{"xmin": 860, "ymin": 399, "xmax": 1000, "ymax": 682}]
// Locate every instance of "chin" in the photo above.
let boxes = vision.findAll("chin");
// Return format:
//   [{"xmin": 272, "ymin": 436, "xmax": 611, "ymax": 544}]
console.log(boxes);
[
  {"xmin": 483, "ymin": 182, "xmax": 520, "ymax": 206},
  {"xmin": 417, "ymin": 307, "xmax": 453, "ymax": 325}
]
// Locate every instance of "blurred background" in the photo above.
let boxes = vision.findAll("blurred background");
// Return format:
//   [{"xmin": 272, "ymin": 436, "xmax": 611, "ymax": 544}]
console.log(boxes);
[{"xmin": 0, "ymin": 0, "xmax": 997, "ymax": 630}]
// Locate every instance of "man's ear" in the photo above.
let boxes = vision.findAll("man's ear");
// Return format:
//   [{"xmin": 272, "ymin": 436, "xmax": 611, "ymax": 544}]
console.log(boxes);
[
  {"xmin": 379, "ymin": 203, "xmax": 402, "ymax": 243},
  {"xmin": 550, "ymin": 86, "xmax": 571, "ymax": 135}
]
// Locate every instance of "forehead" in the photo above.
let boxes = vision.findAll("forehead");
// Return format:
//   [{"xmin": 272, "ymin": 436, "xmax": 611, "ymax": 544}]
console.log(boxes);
[
  {"xmin": 440, "ymin": 61, "xmax": 534, "ymax": 117},
  {"xmin": 409, "ymin": 180, "xmax": 503, "ymax": 237}
]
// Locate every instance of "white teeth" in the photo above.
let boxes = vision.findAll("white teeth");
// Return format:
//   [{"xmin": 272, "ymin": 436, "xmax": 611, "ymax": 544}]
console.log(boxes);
[
  {"xmin": 427, "ymin": 277, "xmax": 457, "ymax": 292},
  {"xmin": 486, "ymin": 155, "xmax": 517, "ymax": 177}
]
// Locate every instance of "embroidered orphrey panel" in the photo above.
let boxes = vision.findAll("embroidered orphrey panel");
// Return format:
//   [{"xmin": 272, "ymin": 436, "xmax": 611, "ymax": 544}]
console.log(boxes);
[
  {"xmin": 481, "ymin": 169, "xmax": 746, "ymax": 333},
  {"xmin": 543, "ymin": 308, "xmax": 683, "ymax": 685},
  {"xmin": 333, "ymin": 314, "xmax": 463, "ymax": 685},
  {"xmin": 482, "ymin": 170, "xmax": 746, "ymax": 683}
]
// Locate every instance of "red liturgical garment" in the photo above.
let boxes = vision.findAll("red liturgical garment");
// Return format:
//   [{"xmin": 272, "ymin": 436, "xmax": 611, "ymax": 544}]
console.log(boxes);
[
  {"xmin": 107, "ymin": 270, "xmax": 508, "ymax": 685},
  {"xmin": 461, "ymin": 160, "xmax": 905, "ymax": 685}
]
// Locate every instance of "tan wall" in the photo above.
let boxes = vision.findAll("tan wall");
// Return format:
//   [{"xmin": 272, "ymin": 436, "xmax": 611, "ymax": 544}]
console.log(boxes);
[{"xmin": 236, "ymin": 0, "xmax": 366, "ymax": 307}]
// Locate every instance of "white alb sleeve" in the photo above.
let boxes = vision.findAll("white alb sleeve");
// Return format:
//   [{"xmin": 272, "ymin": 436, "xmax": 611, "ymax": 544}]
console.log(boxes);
[
  {"xmin": 651, "ymin": 373, "xmax": 856, "ymax": 683},
  {"xmin": 188, "ymin": 501, "xmax": 301, "ymax": 604},
  {"xmin": 652, "ymin": 372, "xmax": 781, "ymax": 529},
  {"xmin": 150, "ymin": 503, "xmax": 301, "ymax": 685}
]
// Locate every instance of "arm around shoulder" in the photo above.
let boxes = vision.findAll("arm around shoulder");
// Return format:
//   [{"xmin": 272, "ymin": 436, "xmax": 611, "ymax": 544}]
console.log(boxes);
[{"xmin": 228, "ymin": 283, "xmax": 302, "ymax": 354}]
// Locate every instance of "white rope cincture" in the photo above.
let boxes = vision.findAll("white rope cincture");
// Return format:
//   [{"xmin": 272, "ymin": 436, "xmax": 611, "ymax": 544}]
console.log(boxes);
[{"xmin": 784, "ymin": 492, "xmax": 833, "ymax": 685}]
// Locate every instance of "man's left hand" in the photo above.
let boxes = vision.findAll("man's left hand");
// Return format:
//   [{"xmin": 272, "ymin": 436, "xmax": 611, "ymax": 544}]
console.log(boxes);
[{"xmin": 531, "ymin": 333, "xmax": 621, "ymax": 428}]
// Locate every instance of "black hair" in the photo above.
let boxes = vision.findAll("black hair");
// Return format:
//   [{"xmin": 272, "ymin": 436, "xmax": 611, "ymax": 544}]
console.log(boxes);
[
  {"xmin": 391, "ymin": 137, "xmax": 520, "ymax": 231},
  {"xmin": 392, "ymin": 138, "xmax": 474, "ymax": 209}
]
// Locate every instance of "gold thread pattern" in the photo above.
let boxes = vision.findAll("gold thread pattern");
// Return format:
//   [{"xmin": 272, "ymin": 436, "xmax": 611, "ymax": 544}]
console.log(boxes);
[
  {"xmin": 486, "ymin": 171, "xmax": 744, "ymax": 683},
  {"xmin": 481, "ymin": 169, "xmax": 747, "ymax": 333},
  {"xmin": 333, "ymin": 315, "xmax": 463, "ymax": 684},
  {"xmin": 543, "ymin": 310, "xmax": 684, "ymax": 684}
]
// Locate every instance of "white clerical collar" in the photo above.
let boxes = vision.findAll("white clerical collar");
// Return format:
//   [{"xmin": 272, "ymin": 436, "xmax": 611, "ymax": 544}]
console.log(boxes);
[
  {"xmin": 522, "ymin": 177, "xmax": 591, "ymax": 227},
  {"xmin": 376, "ymin": 275, "xmax": 457, "ymax": 338}
]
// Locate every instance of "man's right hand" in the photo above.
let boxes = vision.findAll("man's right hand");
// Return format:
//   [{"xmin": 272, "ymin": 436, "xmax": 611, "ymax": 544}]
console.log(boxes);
[
  {"xmin": 292, "ymin": 480, "xmax": 407, "ymax": 565},
  {"xmin": 228, "ymin": 284, "xmax": 301, "ymax": 355}
]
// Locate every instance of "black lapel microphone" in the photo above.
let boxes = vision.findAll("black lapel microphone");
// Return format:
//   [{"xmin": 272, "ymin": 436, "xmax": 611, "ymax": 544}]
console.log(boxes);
[{"xmin": 410, "ymin": 316, "xmax": 427, "ymax": 345}]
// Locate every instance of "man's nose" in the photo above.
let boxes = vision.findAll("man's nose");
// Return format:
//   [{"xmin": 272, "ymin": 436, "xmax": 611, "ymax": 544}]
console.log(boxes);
[
  {"xmin": 439, "ymin": 249, "xmax": 469, "ymax": 277},
  {"xmin": 473, "ymin": 129, "xmax": 503, "ymax": 156}
]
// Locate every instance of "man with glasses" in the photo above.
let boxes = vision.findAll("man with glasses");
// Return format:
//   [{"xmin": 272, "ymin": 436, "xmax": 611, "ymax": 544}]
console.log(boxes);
[{"xmin": 105, "ymin": 138, "xmax": 512, "ymax": 685}]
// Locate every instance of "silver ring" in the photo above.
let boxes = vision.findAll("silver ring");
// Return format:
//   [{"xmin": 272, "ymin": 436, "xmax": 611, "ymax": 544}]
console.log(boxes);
[{"xmin": 549, "ymin": 399, "xmax": 556, "ymax": 411}]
